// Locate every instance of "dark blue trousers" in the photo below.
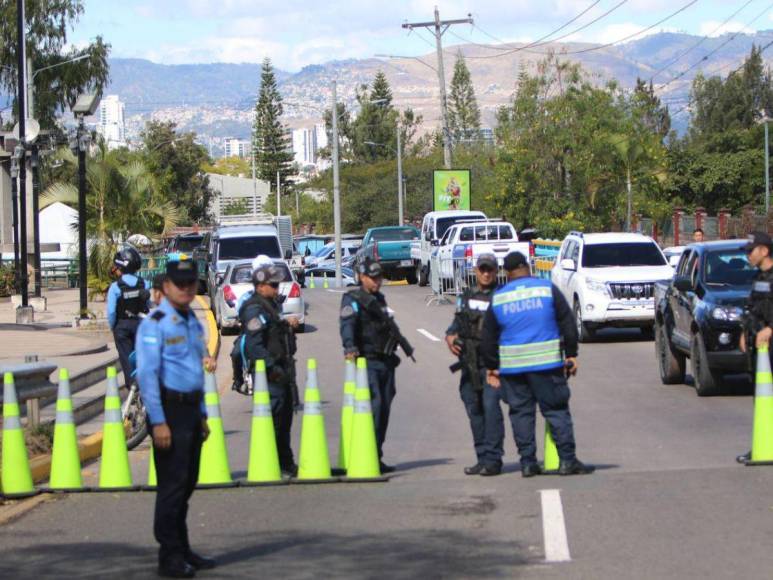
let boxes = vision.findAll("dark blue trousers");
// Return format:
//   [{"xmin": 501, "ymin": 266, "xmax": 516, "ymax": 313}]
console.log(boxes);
[
  {"xmin": 499, "ymin": 368, "xmax": 577, "ymax": 466},
  {"xmin": 459, "ymin": 368, "xmax": 504, "ymax": 467},
  {"xmin": 114, "ymin": 318, "xmax": 140, "ymax": 382},
  {"xmin": 366, "ymin": 357, "xmax": 396, "ymax": 459}
]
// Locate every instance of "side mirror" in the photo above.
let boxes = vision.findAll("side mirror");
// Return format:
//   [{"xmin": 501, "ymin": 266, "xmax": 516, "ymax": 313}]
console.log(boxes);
[
  {"xmin": 431, "ymin": 239, "xmax": 439, "ymax": 246},
  {"xmin": 215, "ymin": 273, "xmax": 225, "ymax": 286},
  {"xmin": 424, "ymin": 231, "xmax": 431, "ymax": 242},
  {"xmin": 560, "ymin": 259, "xmax": 576, "ymax": 271},
  {"xmin": 305, "ymin": 247, "xmax": 311, "ymax": 256},
  {"xmin": 285, "ymin": 249, "xmax": 292, "ymax": 260},
  {"xmin": 673, "ymin": 276, "xmax": 692, "ymax": 292}
]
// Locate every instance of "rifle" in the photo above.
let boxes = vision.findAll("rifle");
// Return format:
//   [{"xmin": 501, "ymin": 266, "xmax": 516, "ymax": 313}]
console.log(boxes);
[
  {"xmin": 449, "ymin": 337, "xmax": 483, "ymax": 391},
  {"xmin": 359, "ymin": 291, "xmax": 416, "ymax": 362}
]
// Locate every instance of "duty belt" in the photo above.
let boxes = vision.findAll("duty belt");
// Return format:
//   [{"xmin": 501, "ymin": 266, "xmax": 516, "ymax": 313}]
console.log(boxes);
[{"xmin": 160, "ymin": 386, "xmax": 203, "ymax": 405}]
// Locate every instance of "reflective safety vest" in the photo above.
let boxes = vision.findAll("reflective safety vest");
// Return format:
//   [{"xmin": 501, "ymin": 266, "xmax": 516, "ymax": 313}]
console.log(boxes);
[{"xmin": 491, "ymin": 277, "xmax": 563, "ymax": 375}]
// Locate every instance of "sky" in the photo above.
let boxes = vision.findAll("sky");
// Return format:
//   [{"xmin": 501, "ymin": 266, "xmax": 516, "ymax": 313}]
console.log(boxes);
[{"xmin": 68, "ymin": 0, "xmax": 773, "ymax": 71}]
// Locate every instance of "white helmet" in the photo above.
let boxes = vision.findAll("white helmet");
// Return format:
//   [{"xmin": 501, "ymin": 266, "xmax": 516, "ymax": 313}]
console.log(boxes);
[{"xmin": 251, "ymin": 254, "xmax": 274, "ymax": 272}]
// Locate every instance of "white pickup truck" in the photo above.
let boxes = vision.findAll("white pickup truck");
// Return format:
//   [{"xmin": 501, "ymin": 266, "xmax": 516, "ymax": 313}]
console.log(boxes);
[
  {"xmin": 436, "ymin": 220, "xmax": 531, "ymax": 285},
  {"xmin": 411, "ymin": 210, "xmax": 487, "ymax": 286}
]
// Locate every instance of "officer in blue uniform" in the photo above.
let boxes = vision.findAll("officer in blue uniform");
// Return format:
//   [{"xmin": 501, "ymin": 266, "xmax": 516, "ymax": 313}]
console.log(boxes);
[
  {"xmin": 136, "ymin": 255, "xmax": 217, "ymax": 578},
  {"xmin": 481, "ymin": 251, "xmax": 593, "ymax": 477},
  {"xmin": 107, "ymin": 247, "xmax": 150, "ymax": 381},
  {"xmin": 446, "ymin": 254, "xmax": 504, "ymax": 476}
]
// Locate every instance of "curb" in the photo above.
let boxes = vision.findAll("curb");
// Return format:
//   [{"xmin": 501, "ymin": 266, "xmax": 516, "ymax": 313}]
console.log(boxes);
[
  {"xmin": 385, "ymin": 279, "xmax": 409, "ymax": 286},
  {"xmin": 196, "ymin": 296, "xmax": 220, "ymax": 358}
]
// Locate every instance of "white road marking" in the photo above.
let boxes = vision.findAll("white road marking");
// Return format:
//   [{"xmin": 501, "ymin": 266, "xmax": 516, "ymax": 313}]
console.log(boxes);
[
  {"xmin": 326, "ymin": 289, "xmax": 346, "ymax": 294},
  {"xmin": 417, "ymin": 328, "xmax": 441, "ymax": 342},
  {"xmin": 540, "ymin": 489, "xmax": 572, "ymax": 563}
]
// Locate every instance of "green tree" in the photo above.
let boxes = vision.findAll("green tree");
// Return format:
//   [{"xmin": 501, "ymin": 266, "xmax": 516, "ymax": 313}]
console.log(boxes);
[
  {"xmin": 448, "ymin": 53, "xmax": 481, "ymax": 144},
  {"xmin": 141, "ymin": 121, "xmax": 214, "ymax": 225},
  {"xmin": 222, "ymin": 198, "xmax": 251, "ymax": 216},
  {"xmin": 203, "ymin": 155, "xmax": 251, "ymax": 177},
  {"xmin": 252, "ymin": 58, "xmax": 294, "ymax": 195},
  {"xmin": 0, "ymin": 0, "xmax": 110, "ymax": 130}
]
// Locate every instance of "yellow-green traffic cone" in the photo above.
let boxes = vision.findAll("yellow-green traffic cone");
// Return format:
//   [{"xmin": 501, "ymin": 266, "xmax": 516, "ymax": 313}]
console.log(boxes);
[
  {"xmin": 748, "ymin": 345, "xmax": 773, "ymax": 464},
  {"xmin": 1, "ymin": 372, "xmax": 35, "ymax": 497},
  {"xmin": 544, "ymin": 422, "xmax": 560, "ymax": 472},
  {"xmin": 147, "ymin": 449, "xmax": 157, "ymax": 488},
  {"xmin": 49, "ymin": 368, "xmax": 84, "ymax": 491},
  {"xmin": 309, "ymin": 274, "xmax": 316, "ymax": 289},
  {"xmin": 346, "ymin": 358, "xmax": 381, "ymax": 479},
  {"xmin": 198, "ymin": 371, "xmax": 234, "ymax": 487},
  {"xmin": 337, "ymin": 359, "xmax": 356, "ymax": 471},
  {"xmin": 98, "ymin": 367, "xmax": 133, "ymax": 490},
  {"xmin": 298, "ymin": 359, "xmax": 332, "ymax": 481},
  {"xmin": 246, "ymin": 360, "xmax": 282, "ymax": 483},
  {"xmin": 323, "ymin": 272, "xmax": 329, "ymax": 289}
]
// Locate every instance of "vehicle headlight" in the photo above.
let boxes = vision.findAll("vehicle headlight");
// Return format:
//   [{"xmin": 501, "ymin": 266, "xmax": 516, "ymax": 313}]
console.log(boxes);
[
  {"xmin": 711, "ymin": 306, "xmax": 743, "ymax": 321},
  {"xmin": 585, "ymin": 278, "xmax": 609, "ymax": 296}
]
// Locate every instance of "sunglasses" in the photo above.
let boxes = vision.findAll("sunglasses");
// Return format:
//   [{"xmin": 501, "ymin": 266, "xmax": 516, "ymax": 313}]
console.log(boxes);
[
  {"xmin": 269, "ymin": 282, "xmax": 280, "ymax": 289},
  {"xmin": 478, "ymin": 266, "xmax": 496, "ymax": 274}
]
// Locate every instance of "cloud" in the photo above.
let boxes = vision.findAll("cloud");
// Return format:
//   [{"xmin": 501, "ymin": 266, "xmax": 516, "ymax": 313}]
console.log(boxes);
[{"xmin": 699, "ymin": 20, "xmax": 753, "ymax": 37}]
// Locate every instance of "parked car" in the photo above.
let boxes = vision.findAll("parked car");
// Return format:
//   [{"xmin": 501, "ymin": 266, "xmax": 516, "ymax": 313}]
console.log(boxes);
[
  {"xmin": 654, "ymin": 240, "xmax": 754, "ymax": 395},
  {"xmin": 167, "ymin": 233, "xmax": 205, "ymax": 254},
  {"xmin": 213, "ymin": 259, "xmax": 305, "ymax": 334},
  {"xmin": 411, "ymin": 210, "xmax": 487, "ymax": 286},
  {"xmin": 662, "ymin": 246, "xmax": 687, "ymax": 269},
  {"xmin": 304, "ymin": 240, "xmax": 362, "ymax": 269},
  {"xmin": 302, "ymin": 266, "xmax": 357, "ymax": 287},
  {"xmin": 357, "ymin": 226, "xmax": 420, "ymax": 283},
  {"xmin": 551, "ymin": 231, "xmax": 674, "ymax": 341}
]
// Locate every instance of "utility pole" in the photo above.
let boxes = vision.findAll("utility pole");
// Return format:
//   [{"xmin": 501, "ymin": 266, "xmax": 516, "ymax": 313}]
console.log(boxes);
[
  {"xmin": 765, "ymin": 119, "xmax": 770, "ymax": 215},
  {"xmin": 276, "ymin": 170, "xmax": 281, "ymax": 216},
  {"xmin": 16, "ymin": 0, "xmax": 29, "ymax": 308},
  {"xmin": 251, "ymin": 152, "xmax": 257, "ymax": 217},
  {"xmin": 332, "ymin": 80, "xmax": 342, "ymax": 288},
  {"xmin": 396, "ymin": 126, "xmax": 404, "ymax": 226},
  {"xmin": 403, "ymin": 8, "xmax": 472, "ymax": 169}
]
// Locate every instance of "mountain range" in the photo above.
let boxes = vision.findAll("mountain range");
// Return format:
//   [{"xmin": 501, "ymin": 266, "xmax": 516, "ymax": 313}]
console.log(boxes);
[{"xmin": 104, "ymin": 30, "xmax": 773, "ymax": 150}]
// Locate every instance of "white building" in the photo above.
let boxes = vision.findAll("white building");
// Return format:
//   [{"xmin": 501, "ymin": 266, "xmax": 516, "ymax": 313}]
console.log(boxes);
[
  {"xmin": 97, "ymin": 95, "xmax": 126, "ymax": 150},
  {"xmin": 223, "ymin": 138, "xmax": 251, "ymax": 159},
  {"xmin": 291, "ymin": 124, "xmax": 330, "ymax": 171}
]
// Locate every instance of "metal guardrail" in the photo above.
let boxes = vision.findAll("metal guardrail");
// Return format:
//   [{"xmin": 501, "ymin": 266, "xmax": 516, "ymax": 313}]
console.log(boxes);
[{"xmin": 426, "ymin": 255, "xmax": 510, "ymax": 305}]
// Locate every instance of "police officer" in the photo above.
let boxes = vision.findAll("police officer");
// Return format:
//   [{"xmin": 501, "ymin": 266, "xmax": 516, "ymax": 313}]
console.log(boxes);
[
  {"xmin": 340, "ymin": 257, "xmax": 407, "ymax": 473},
  {"xmin": 481, "ymin": 252, "xmax": 593, "ymax": 477},
  {"xmin": 151, "ymin": 273, "xmax": 167, "ymax": 307},
  {"xmin": 446, "ymin": 254, "xmax": 505, "ymax": 476},
  {"xmin": 233, "ymin": 263, "xmax": 299, "ymax": 476},
  {"xmin": 107, "ymin": 247, "xmax": 150, "ymax": 382},
  {"xmin": 136, "ymin": 255, "xmax": 217, "ymax": 578},
  {"xmin": 737, "ymin": 232, "xmax": 773, "ymax": 463}
]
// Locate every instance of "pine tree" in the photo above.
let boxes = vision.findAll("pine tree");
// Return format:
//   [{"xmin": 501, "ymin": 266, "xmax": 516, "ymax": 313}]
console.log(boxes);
[
  {"xmin": 352, "ymin": 72, "xmax": 399, "ymax": 162},
  {"xmin": 448, "ymin": 53, "xmax": 481, "ymax": 144},
  {"xmin": 252, "ymin": 58, "xmax": 294, "ymax": 196}
]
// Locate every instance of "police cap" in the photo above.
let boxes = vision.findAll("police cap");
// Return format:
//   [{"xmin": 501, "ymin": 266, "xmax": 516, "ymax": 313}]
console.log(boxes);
[
  {"xmin": 166, "ymin": 254, "xmax": 198, "ymax": 285},
  {"xmin": 356, "ymin": 256, "xmax": 383, "ymax": 279},
  {"xmin": 745, "ymin": 231, "xmax": 773, "ymax": 253},
  {"xmin": 252, "ymin": 264, "xmax": 285, "ymax": 285},
  {"xmin": 503, "ymin": 251, "xmax": 529, "ymax": 272},
  {"xmin": 476, "ymin": 253, "xmax": 498, "ymax": 270}
]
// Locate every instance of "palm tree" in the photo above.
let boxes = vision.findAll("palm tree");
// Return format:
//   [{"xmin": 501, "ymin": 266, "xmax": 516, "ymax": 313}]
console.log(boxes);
[{"xmin": 42, "ymin": 144, "xmax": 180, "ymax": 295}]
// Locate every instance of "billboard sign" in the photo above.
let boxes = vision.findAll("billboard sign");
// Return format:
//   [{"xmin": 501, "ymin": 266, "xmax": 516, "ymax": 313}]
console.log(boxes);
[{"xmin": 433, "ymin": 169, "xmax": 471, "ymax": 211}]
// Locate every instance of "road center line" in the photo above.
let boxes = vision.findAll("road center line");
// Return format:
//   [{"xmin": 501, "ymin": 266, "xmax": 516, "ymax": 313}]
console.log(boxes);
[
  {"xmin": 539, "ymin": 489, "xmax": 571, "ymax": 563},
  {"xmin": 417, "ymin": 328, "xmax": 441, "ymax": 342}
]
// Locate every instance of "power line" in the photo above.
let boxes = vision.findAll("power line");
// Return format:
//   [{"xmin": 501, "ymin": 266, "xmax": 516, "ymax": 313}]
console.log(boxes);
[{"xmin": 649, "ymin": 0, "xmax": 756, "ymax": 82}]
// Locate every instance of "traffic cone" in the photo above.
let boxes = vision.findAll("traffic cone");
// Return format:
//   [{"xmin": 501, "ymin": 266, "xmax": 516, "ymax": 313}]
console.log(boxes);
[
  {"xmin": 323, "ymin": 272, "xmax": 329, "ymax": 289},
  {"xmin": 297, "ymin": 359, "xmax": 333, "ymax": 481},
  {"xmin": 98, "ymin": 367, "xmax": 134, "ymax": 490},
  {"xmin": 309, "ymin": 274, "xmax": 316, "ymax": 289},
  {"xmin": 337, "ymin": 359, "xmax": 356, "ymax": 471},
  {"xmin": 747, "ymin": 345, "xmax": 773, "ymax": 464},
  {"xmin": 245, "ymin": 360, "xmax": 283, "ymax": 484},
  {"xmin": 345, "ymin": 358, "xmax": 383, "ymax": 480},
  {"xmin": 1, "ymin": 372, "xmax": 36, "ymax": 497},
  {"xmin": 146, "ymin": 450, "xmax": 157, "ymax": 488},
  {"xmin": 543, "ymin": 422, "xmax": 560, "ymax": 473},
  {"xmin": 198, "ymin": 371, "xmax": 235, "ymax": 487},
  {"xmin": 49, "ymin": 369, "xmax": 84, "ymax": 491}
]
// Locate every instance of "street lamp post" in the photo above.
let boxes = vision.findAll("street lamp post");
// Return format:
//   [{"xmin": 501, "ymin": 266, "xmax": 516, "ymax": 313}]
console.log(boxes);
[
  {"xmin": 331, "ymin": 80, "xmax": 342, "ymax": 289},
  {"xmin": 766, "ymin": 119, "xmax": 770, "ymax": 215}
]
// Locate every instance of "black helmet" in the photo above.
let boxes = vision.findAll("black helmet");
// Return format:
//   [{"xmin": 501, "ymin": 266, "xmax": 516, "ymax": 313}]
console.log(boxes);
[
  {"xmin": 356, "ymin": 256, "xmax": 383, "ymax": 279},
  {"xmin": 113, "ymin": 247, "xmax": 142, "ymax": 274}
]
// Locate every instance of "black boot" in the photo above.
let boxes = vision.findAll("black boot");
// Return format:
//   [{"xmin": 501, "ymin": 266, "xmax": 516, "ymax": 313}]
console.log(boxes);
[
  {"xmin": 736, "ymin": 451, "xmax": 751, "ymax": 464},
  {"xmin": 558, "ymin": 459, "xmax": 595, "ymax": 475},
  {"xmin": 158, "ymin": 555, "xmax": 196, "ymax": 578},
  {"xmin": 521, "ymin": 463, "xmax": 543, "ymax": 478},
  {"xmin": 185, "ymin": 550, "xmax": 217, "ymax": 570},
  {"xmin": 464, "ymin": 463, "xmax": 483, "ymax": 475}
]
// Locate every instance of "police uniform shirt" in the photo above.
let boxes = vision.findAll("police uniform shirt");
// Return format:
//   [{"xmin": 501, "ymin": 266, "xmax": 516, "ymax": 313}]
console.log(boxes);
[
  {"xmin": 446, "ymin": 287, "xmax": 494, "ymax": 337},
  {"xmin": 239, "ymin": 294, "xmax": 293, "ymax": 370},
  {"xmin": 107, "ymin": 274, "xmax": 151, "ymax": 329},
  {"xmin": 339, "ymin": 290, "xmax": 390, "ymax": 356},
  {"xmin": 749, "ymin": 267, "xmax": 773, "ymax": 329},
  {"xmin": 135, "ymin": 298, "xmax": 207, "ymax": 425}
]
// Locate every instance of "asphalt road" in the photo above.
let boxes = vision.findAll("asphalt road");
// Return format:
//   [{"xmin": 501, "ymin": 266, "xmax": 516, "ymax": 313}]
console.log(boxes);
[{"xmin": 2, "ymin": 285, "xmax": 772, "ymax": 579}]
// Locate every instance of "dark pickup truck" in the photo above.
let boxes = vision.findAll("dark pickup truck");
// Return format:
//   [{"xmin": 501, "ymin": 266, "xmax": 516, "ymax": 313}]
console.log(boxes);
[{"xmin": 654, "ymin": 240, "xmax": 755, "ymax": 395}]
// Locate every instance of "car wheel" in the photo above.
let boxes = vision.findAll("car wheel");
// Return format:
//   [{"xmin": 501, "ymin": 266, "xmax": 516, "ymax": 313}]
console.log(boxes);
[
  {"xmin": 418, "ymin": 263, "xmax": 428, "ymax": 287},
  {"xmin": 406, "ymin": 269, "xmax": 418, "ymax": 285},
  {"xmin": 574, "ymin": 301, "xmax": 595, "ymax": 343},
  {"xmin": 691, "ymin": 333, "xmax": 722, "ymax": 396},
  {"xmin": 655, "ymin": 320, "xmax": 685, "ymax": 384}
]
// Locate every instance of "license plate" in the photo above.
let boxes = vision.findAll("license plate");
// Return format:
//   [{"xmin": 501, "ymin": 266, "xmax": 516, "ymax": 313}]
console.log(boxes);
[{"xmin": 400, "ymin": 260, "xmax": 412, "ymax": 267}]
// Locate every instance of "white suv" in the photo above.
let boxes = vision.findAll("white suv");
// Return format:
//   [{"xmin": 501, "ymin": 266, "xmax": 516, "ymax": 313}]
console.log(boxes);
[{"xmin": 551, "ymin": 232, "xmax": 673, "ymax": 341}]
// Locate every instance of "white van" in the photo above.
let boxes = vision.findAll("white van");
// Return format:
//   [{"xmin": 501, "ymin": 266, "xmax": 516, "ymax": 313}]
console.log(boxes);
[{"xmin": 410, "ymin": 210, "xmax": 487, "ymax": 286}]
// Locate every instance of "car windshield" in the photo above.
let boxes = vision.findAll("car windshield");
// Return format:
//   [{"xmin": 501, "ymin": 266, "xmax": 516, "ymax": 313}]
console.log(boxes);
[
  {"xmin": 370, "ymin": 228, "xmax": 418, "ymax": 241},
  {"xmin": 436, "ymin": 215, "xmax": 485, "ymax": 239},
  {"xmin": 218, "ymin": 237, "xmax": 281, "ymax": 260},
  {"xmin": 313, "ymin": 245, "xmax": 333, "ymax": 257},
  {"xmin": 231, "ymin": 263, "xmax": 292, "ymax": 284},
  {"xmin": 703, "ymin": 250, "xmax": 756, "ymax": 286},
  {"xmin": 174, "ymin": 236, "xmax": 203, "ymax": 252},
  {"xmin": 581, "ymin": 243, "xmax": 666, "ymax": 268}
]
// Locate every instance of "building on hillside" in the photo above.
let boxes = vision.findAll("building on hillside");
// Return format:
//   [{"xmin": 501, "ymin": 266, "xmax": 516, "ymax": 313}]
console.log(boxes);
[
  {"xmin": 207, "ymin": 173, "xmax": 271, "ymax": 221},
  {"xmin": 223, "ymin": 138, "xmax": 251, "ymax": 159},
  {"xmin": 291, "ymin": 124, "xmax": 330, "ymax": 173},
  {"xmin": 98, "ymin": 95, "xmax": 126, "ymax": 150}
]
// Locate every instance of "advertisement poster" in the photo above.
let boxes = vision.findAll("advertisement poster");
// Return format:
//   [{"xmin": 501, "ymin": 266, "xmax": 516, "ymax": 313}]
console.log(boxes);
[{"xmin": 433, "ymin": 169, "xmax": 471, "ymax": 211}]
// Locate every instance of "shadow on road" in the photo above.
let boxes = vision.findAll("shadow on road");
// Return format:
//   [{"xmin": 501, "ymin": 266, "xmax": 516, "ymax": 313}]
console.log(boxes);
[
  {"xmin": 589, "ymin": 328, "xmax": 653, "ymax": 344},
  {"xmin": 394, "ymin": 458, "xmax": 453, "ymax": 472}
]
